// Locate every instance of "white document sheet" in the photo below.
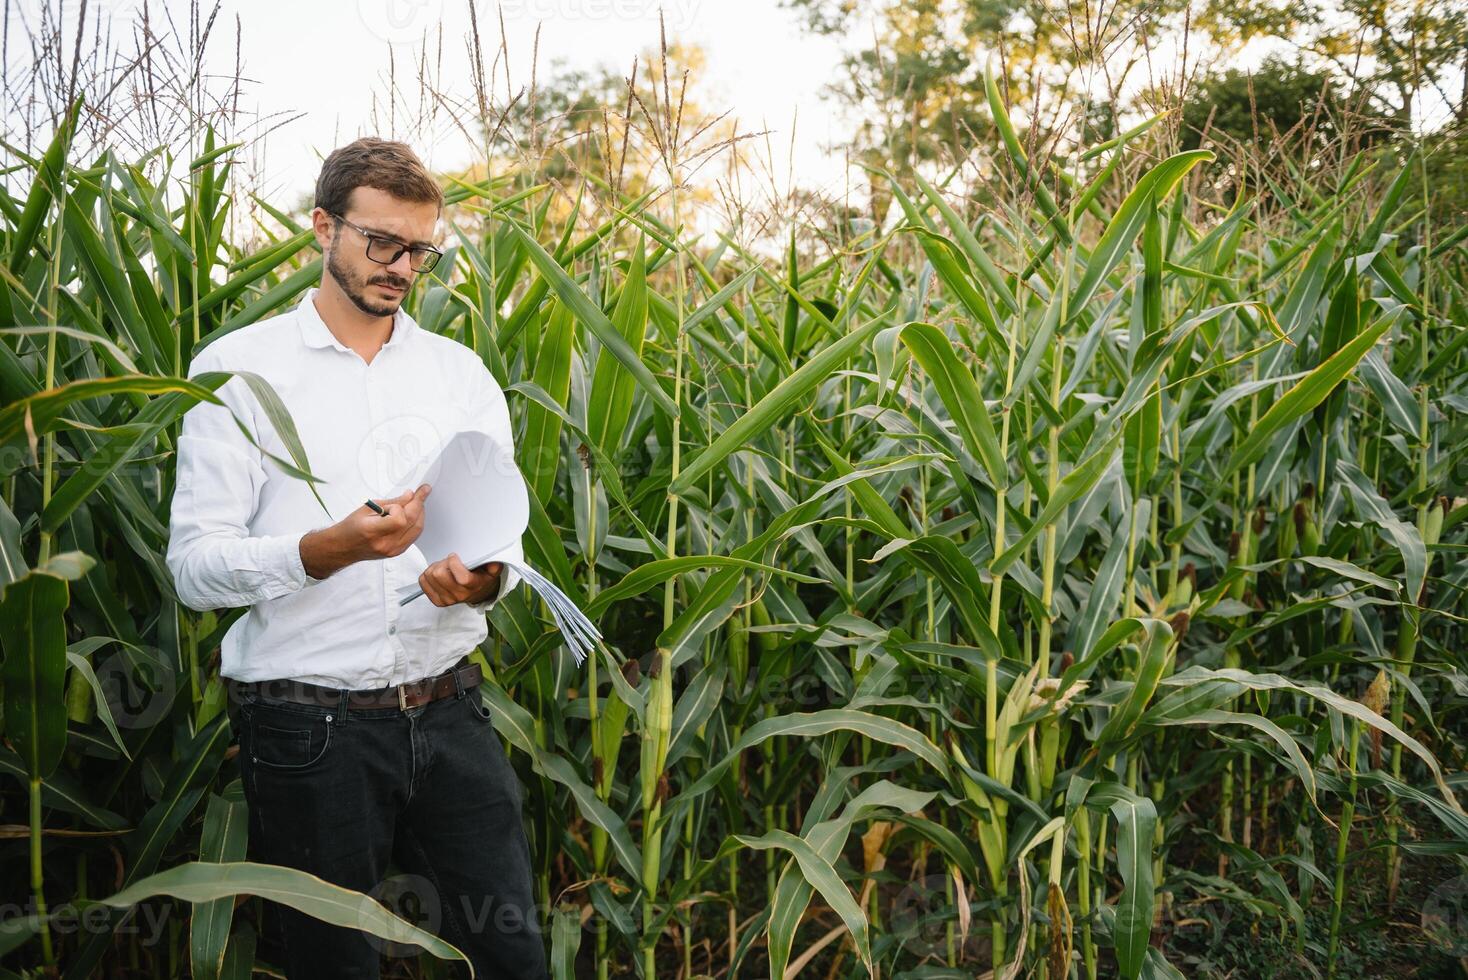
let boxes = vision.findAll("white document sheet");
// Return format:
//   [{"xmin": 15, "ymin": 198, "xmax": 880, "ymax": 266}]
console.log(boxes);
[{"xmin": 391, "ymin": 430, "xmax": 598, "ymax": 666}]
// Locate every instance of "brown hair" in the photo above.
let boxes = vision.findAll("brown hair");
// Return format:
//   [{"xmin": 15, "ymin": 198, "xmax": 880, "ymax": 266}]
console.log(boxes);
[{"xmin": 313, "ymin": 138, "xmax": 443, "ymax": 216}]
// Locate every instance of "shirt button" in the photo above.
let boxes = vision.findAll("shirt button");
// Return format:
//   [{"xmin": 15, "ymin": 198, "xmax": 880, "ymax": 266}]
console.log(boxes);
[{"xmin": 388, "ymin": 625, "xmax": 398, "ymax": 635}]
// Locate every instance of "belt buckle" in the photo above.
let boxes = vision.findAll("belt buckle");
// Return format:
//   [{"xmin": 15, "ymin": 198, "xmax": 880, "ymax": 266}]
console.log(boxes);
[{"xmin": 397, "ymin": 683, "xmax": 409, "ymax": 711}]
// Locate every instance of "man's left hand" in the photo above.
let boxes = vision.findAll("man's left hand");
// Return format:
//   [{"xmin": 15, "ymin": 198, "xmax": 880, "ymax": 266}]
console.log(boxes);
[{"xmin": 419, "ymin": 554, "xmax": 503, "ymax": 607}]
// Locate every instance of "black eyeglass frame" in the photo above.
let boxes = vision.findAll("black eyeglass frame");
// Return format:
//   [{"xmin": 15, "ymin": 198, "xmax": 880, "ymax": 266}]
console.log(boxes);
[{"xmin": 328, "ymin": 211, "xmax": 444, "ymax": 274}]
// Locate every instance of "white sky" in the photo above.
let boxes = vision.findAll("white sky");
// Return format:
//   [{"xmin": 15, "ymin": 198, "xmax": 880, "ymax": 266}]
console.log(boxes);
[
  {"xmin": 16, "ymin": 0, "xmax": 863, "ymax": 213},
  {"xmin": 14, "ymin": 0, "xmax": 1452, "ymax": 234}
]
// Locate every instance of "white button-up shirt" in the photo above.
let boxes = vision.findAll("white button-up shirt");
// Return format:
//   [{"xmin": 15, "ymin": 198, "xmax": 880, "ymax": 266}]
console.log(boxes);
[{"xmin": 165, "ymin": 285, "xmax": 524, "ymax": 688}]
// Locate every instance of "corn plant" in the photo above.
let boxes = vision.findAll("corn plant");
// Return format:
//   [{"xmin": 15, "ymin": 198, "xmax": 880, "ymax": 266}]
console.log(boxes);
[{"xmin": 1, "ymin": 61, "xmax": 1466, "ymax": 980}]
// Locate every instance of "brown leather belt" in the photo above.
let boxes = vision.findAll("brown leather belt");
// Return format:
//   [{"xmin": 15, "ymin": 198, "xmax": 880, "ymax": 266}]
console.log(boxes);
[{"xmin": 228, "ymin": 658, "xmax": 483, "ymax": 712}]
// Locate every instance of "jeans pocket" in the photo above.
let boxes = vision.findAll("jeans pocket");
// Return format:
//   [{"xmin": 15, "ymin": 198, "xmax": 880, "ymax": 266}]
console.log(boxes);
[{"xmin": 245, "ymin": 704, "xmax": 334, "ymax": 771}]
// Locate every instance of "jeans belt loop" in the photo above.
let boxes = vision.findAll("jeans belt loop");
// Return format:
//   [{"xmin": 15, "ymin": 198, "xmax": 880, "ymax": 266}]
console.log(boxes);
[
  {"xmin": 452, "ymin": 666, "xmax": 465, "ymax": 699},
  {"xmin": 336, "ymin": 687, "xmax": 349, "ymax": 726}
]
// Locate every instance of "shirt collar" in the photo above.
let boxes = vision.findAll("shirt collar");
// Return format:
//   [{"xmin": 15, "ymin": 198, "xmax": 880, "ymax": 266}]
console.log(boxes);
[{"xmin": 296, "ymin": 285, "xmax": 418, "ymax": 353}]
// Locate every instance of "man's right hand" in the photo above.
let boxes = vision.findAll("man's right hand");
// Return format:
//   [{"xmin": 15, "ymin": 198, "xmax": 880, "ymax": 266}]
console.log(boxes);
[
  {"xmin": 298, "ymin": 484, "xmax": 432, "ymax": 581},
  {"xmin": 345, "ymin": 484, "xmax": 433, "ymax": 559}
]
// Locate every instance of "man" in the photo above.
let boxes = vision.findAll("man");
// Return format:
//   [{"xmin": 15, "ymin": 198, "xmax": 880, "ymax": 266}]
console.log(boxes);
[{"xmin": 166, "ymin": 137, "xmax": 548, "ymax": 979}]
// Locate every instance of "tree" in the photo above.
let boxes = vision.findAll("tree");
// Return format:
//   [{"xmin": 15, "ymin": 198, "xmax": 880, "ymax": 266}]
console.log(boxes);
[
  {"xmin": 455, "ymin": 39, "xmax": 746, "ymax": 237},
  {"xmin": 1196, "ymin": 0, "xmax": 1466, "ymax": 130},
  {"xmin": 787, "ymin": 0, "xmax": 1467, "ymax": 175},
  {"xmin": 783, "ymin": 0, "xmax": 1198, "ymax": 171},
  {"xmin": 1179, "ymin": 57, "xmax": 1370, "ymax": 152}
]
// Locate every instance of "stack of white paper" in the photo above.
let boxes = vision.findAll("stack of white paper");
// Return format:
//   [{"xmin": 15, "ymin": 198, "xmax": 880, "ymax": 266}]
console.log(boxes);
[{"xmin": 392, "ymin": 429, "xmax": 598, "ymax": 666}]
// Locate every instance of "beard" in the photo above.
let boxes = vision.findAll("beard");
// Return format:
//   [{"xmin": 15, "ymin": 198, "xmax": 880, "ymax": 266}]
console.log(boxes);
[{"xmin": 326, "ymin": 246, "xmax": 412, "ymax": 318}]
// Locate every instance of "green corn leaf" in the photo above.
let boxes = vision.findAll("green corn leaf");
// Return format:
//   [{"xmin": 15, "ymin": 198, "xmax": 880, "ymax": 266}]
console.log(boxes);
[
  {"xmin": 669, "ymin": 304, "xmax": 894, "ymax": 495},
  {"xmin": 507, "ymin": 219, "xmax": 678, "ymax": 418},
  {"xmin": 993, "ymin": 431, "xmax": 1121, "ymax": 576},
  {"xmin": 189, "ymin": 788, "xmax": 249, "ymax": 980},
  {"xmin": 1069, "ymin": 150, "xmax": 1213, "ymax": 318},
  {"xmin": 734, "ymin": 829, "xmax": 874, "ymax": 974},
  {"xmin": 1, "ymin": 562, "xmax": 89, "ymax": 779},
  {"xmin": 102, "ymin": 861, "xmax": 468, "ymax": 966},
  {"xmin": 900, "ymin": 320, "xmax": 1006, "ymax": 486},
  {"xmin": 8, "ymin": 97, "xmax": 80, "ymax": 275},
  {"xmin": 523, "ymin": 301, "xmax": 574, "ymax": 503},
  {"xmin": 1221, "ymin": 313, "xmax": 1393, "ymax": 480},
  {"xmin": 587, "ymin": 237, "xmax": 650, "ymax": 454}
]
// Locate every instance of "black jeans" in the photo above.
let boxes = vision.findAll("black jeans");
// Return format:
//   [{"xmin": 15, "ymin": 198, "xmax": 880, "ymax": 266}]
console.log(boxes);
[{"xmin": 232, "ymin": 672, "xmax": 548, "ymax": 979}]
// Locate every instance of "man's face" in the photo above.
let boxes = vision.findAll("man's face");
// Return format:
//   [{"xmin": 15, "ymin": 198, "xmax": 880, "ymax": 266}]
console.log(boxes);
[{"xmin": 316, "ymin": 186, "xmax": 440, "ymax": 318}]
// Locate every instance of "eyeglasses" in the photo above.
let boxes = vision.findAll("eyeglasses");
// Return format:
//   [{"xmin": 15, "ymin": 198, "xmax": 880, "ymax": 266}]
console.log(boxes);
[{"xmin": 328, "ymin": 211, "xmax": 444, "ymax": 274}]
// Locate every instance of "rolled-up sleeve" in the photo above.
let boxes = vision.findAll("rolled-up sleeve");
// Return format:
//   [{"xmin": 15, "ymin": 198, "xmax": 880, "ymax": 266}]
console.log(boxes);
[
  {"xmin": 165, "ymin": 349, "xmax": 327, "ymax": 611},
  {"xmin": 464, "ymin": 357, "xmax": 523, "ymax": 614}
]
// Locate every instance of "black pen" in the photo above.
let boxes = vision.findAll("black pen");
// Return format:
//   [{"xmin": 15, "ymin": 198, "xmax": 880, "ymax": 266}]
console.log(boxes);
[{"xmin": 364, "ymin": 499, "xmax": 388, "ymax": 517}]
